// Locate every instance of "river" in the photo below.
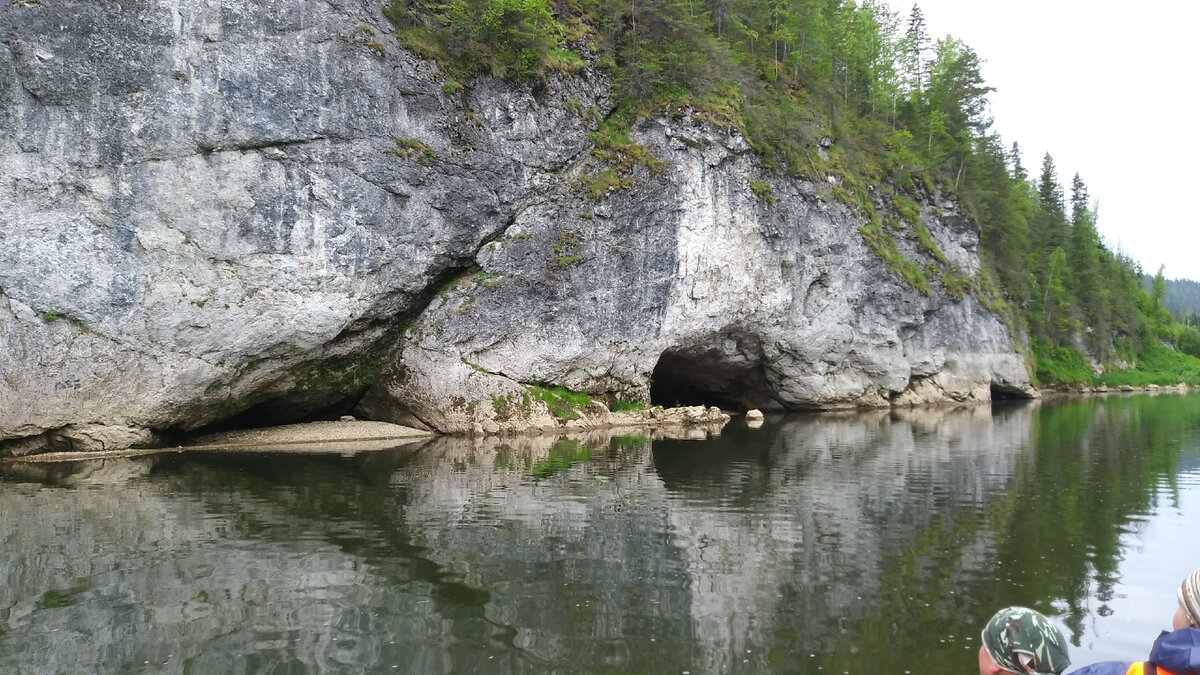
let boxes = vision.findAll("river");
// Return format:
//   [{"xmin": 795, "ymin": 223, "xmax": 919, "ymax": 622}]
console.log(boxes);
[{"xmin": 3, "ymin": 393, "xmax": 1200, "ymax": 674}]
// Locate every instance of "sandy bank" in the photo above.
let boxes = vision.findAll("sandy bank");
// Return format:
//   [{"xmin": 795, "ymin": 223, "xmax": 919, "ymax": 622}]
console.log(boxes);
[{"xmin": 4, "ymin": 420, "xmax": 435, "ymax": 464}]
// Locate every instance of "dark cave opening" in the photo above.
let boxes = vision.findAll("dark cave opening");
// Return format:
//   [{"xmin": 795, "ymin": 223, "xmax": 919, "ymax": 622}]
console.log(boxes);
[
  {"xmin": 649, "ymin": 345, "xmax": 774, "ymax": 411},
  {"xmin": 990, "ymin": 382, "xmax": 1034, "ymax": 401},
  {"xmin": 186, "ymin": 388, "xmax": 368, "ymax": 438}
]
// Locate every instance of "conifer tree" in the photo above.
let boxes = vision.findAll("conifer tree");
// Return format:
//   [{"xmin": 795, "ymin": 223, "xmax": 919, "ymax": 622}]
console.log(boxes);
[
  {"xmin": 903, "ymin": 3, "xmax": 930, "ymax": 93},
  {"xmin": 1067, "ymin": 173, "xmax": 1106, "ymax": 351},
  {"xmin": 385, "ymin": 0, "xmax": 1194, "ymax": 379},
  {"xmin": 1034, "ymin": 153, "xmax": 1068, "ymax": 255},
  {"xmin": 1008, "ymin": 142, "xmax": 1026, "ymax": 182}
]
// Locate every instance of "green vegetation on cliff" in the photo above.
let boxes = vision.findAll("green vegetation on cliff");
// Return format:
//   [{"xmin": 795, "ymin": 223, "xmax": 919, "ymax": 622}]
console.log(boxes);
[{"xmin": 383, "ymin": 0, "xmax": 1191, "ymax": 386}]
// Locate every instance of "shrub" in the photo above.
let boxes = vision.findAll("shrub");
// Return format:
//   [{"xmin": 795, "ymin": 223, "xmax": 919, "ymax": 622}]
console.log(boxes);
[
  {"xmin": 1099, "ymin": 346, "xmax": 1200, "ymax": 387},
  {"xmin": 386, "ymin": 136, "xmax": 437, "ymax": 161},
  {"xmin": 911, "ymin": 221, "xmax": 947, "ymax": 264},
  {"xmin": 553, "ymin": 231, "xmax": 581, "ymax": 266},
  {"xmin": 544, "ymin": 49, "xmax": 586, "ymax": 75},
  {"xmin": 526, "ymin": 385, "xmax": 592, "ymax": 420},
  {"xmin": 611, "ymin": 400, "xmax": 648, "ymax": 412},
  {"xmin": 892, "ymin": 194, "xmax": 921, "ymax": 227},
  {"xmin": 1177, "ymin": 325, "xmax": 1200, "ymax": 359},
  {"xmin": 582, "ymin": 169, "xmax": 628, "ymax": 200},
  {"xmin": 939, "ymin": 270, "xmax": 970, "ymax": 299},
  {"xmin": 589, "ymin": 110, "xmax": 664, "ymax": 174},
  {"xmin": 749, "ymin": 181, "xmax": 774, "ymax": 204},
  {"xmin": 1033, "ymin": 343, "xmax": 1094, "ymax": 386},
  {"xmin": 391, "ymin": 0, "xmax": 566, "ymax": 80},
  {"xmin": 859, "ymin": 222, "xmax": 930, "ymax": 295}
]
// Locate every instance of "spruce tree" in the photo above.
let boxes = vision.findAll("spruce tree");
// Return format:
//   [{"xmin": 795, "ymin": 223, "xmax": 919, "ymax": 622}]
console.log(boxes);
[
  {"xmin": 904, "ymin": 3, "xmax": 930, "ymax": 93},
  {"xmin": 1008, "ymin": 142, "xmax": 1026, "ymax": 182},
  {"xmin": 1067, "ymin": 173, "xmax": 1106, "ymax": 352},
  {"xmin": 1035, "ymin": 153, "xmax": 1068, "ymax": 254}
]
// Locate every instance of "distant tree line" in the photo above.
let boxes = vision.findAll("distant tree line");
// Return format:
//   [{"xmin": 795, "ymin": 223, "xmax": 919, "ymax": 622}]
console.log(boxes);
[
  {"xmin": 1149, "ymin": 276, "xmax": 1200, "ymax": 359},
  {"xmin": 383, "ymin": 0, "xmax": 1198, "ymax": 383},
  {"xmin": 1154, "ymin": 276, "xmax": 1200, "ymax": 325}
]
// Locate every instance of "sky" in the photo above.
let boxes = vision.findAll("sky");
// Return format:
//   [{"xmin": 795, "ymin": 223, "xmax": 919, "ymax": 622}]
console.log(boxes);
[{"xmin": 883, "ymin": 1, "xmax": 1200, "ymax": 281}]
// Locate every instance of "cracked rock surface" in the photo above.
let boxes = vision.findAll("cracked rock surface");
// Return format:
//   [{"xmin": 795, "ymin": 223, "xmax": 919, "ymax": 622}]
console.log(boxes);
[
  {"xmin": 0, "ymin": 0, "xmax": 610, "ymax": 453},
  {"xmin": 1, "ymin": 0, "xmax": 1031, "ymax": 455},
  {"xmin": 387, "ymin": 118, "xmax": 1034, "ymax": 433}
]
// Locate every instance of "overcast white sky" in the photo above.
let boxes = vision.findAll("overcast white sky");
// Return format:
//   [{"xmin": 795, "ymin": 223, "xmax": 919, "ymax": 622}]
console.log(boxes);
[{"xmin": 884, "ymin": 1, "xmax": 1200, "ymax": 281}]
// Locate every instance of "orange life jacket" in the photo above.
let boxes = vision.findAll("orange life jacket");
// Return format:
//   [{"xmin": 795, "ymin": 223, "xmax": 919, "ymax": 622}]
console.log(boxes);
[{"xmin": 1126, "ymin": 662, "xmax": 1184, "ymax": 675}]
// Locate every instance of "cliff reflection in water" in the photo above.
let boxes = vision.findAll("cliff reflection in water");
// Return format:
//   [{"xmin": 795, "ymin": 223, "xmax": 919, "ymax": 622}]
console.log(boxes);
[{"xmin": 2, "ymin": 394, "xmax": 1199, "ymax": 674}]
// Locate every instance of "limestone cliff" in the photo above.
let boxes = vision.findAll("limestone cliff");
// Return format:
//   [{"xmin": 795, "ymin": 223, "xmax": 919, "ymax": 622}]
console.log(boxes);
[{"xmin": 0, "ymin": 0, "xmax": 1033, "ymax": 455}]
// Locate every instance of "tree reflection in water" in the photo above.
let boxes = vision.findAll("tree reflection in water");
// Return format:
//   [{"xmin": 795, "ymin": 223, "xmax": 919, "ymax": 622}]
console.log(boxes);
[{"xmin": 2, "ymin": 393, "xmax": 1199, "ymax": 673}]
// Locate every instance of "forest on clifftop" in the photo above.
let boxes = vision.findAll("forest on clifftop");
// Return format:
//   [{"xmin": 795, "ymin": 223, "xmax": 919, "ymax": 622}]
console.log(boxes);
[{"xmin": 382, "ymin": 0, "xmax": 1200, "ymax": 385}]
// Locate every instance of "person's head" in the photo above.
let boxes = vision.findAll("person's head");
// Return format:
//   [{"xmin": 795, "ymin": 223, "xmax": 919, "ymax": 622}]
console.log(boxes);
[
  {"xmin": 979, "ymin": 607, "xmax": 1071, "ymax": 675},
  {"xmin": 1175, "ymin": 569, "xmax": 1200, "ymax": 631}
]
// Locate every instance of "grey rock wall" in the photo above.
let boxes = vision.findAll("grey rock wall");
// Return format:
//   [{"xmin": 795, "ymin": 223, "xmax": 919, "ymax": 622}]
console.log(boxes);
[
  {"xmin": 0, "ymin": 0, "xmax": 609, "ymax": 453},
  {"xmin": 0, "ymin": 0, "xmax": 1031, "ymax": 454},
  {"xmin": 387, "ymin": 118, "xmax": 1033, "ymax": 432}
]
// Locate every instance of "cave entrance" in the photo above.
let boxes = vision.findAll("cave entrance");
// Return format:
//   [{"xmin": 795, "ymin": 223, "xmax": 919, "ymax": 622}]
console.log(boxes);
[
  {"xmin": 649, "ymin": 342, "xmax": 774, "ymax": 411},
  {"xmin": 990, "ymin": 382, "xmax": 1034, "ymax": 401},
  {"xmin": 185, "ymin": 387, "xmax": 368, "ymax": 439},
  {"xmin": 220, "ymin": 391, "xmax": 365, "ymax": 431}
]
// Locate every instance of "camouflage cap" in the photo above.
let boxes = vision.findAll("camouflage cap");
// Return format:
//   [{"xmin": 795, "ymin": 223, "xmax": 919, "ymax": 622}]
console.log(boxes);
[
  {"xmin": 981, "ymin": 607, "xmax": 1071, "ymax": 674},
  {"xmin": 1179, "ymin": 569, "xmax": 1200, "ymax": 628}
]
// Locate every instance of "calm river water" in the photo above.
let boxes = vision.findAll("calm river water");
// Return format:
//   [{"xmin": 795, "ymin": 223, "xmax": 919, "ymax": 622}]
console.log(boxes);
[{"xmin": 3, "ymin": 393, "xmax": 1200, "ymax": 674}]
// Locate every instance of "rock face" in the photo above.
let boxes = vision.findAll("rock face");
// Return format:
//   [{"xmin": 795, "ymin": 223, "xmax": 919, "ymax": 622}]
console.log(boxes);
[
  {"xmin": 387, "ymin": 118, "xmax": 1033, "ymax": 432},
  {"xmin": 0, "ymin": 0, "xmax": 607, "ymax": 452},
  {"xmin": 0, "ymin": 0, "xmax": 1033, "ymax": 455}
]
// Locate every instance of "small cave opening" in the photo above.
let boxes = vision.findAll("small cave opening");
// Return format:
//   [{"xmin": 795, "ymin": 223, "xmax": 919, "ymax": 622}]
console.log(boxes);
[
  {"xmin": 186, "ymin": 387, "xmax": 369, "ymax": 439},
  {"xmin": 990, "ymin": 382, "xmax": 1033, "ymax": 401},
  {"xmin": 649, "ymin": 343, "xmax": 775, "ymax": 411}
]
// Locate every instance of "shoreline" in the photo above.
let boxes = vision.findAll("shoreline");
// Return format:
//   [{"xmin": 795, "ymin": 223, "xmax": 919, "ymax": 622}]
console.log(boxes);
[
  {"xmin": 2, "ymin": 407, "xmax": 734, "ymax": 464},
  {"xmin": 1037, "ymin": 382, "xmax": 1196, "ymax": 397},
  {"xmin": 6, "ymin": 388, "xmax": 1198, "ymax": 464}
]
